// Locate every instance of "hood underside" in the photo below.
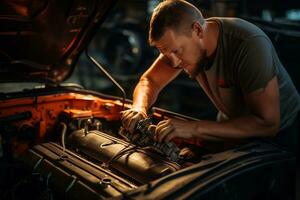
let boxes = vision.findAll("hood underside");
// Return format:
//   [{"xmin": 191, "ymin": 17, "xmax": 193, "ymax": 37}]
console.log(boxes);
[{"xmin": 0, "ymin": 0, "xmax": 116, "ymax": 83}]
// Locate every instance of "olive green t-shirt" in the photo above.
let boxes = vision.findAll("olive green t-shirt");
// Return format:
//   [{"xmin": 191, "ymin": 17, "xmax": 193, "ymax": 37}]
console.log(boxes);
[{"xmin": 197, "ymin": 17, "xmax": 300, "ymax": 130}]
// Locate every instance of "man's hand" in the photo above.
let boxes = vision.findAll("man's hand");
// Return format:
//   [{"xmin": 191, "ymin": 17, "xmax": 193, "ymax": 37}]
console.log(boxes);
[
  {"xmin": 121, "ymin": 108, "xmax": 147, "ymax": 133},
  {"xmin": 154, "ymin": 118, "xmax": 197, "ymax": 142}
]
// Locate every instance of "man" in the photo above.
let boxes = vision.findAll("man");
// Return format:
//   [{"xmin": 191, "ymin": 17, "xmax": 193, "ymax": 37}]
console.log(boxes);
[{"xmin": 121, "ymin": 0, "xmax": 300, "ymax": 152}]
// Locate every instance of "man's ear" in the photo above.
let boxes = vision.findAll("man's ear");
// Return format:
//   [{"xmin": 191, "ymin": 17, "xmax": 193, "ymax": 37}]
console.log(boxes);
[{"xmin": 192, "ymin": 22, "xmax": 203, "ymax": 38}]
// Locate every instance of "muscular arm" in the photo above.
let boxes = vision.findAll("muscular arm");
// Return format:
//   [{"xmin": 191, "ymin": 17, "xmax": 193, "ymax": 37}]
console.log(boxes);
[
  {"xmin": 122, "ymin": 54, "xmax": 181, "ymax": 132},
  {"xmin": 132, "ymin": 54, "xmax": 182, "ymax": 112},
  {"xmin": 195, "ymin": 76, "xmax": 280, "ymax": 140},
  {"xmin": 156, "ymin": 77, "xmax": 280, "ymax": 142}
]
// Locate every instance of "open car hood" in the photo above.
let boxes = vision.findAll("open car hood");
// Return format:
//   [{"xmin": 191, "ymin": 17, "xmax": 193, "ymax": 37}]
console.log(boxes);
[{"xmin": 0, "ymin": 0, "xmax": 116, "ymax": 83}]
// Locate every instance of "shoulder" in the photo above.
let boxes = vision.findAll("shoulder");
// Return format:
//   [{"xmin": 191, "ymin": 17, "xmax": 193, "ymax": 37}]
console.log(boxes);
[{"xmin": 208, "ymin": 17, "xmax": 267, "ymax": 41}]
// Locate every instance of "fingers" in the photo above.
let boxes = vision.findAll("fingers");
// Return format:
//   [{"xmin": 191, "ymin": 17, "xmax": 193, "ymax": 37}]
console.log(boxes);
[
  {"xmin": 120, "ymin": 109, "xmax": 146, "ymax": 133},
  {"xmin": 121, "ymin": 110, "xmax": 136, "ymax": 125},
  {"xmin": 128, "ymin": 116, "xmax": 139, "ymax": 133},
  {"xmin": 148, "ymin": 125, "xmax": 156, "ymax": 133},
  {"xmin": 120, "ymin": 110, "xmax": 134, "ymax": 120},
  {"xmin": 179, "ymin": 147, "xmax": 195, "ymax": 159},
  {"xmin": 155, "ymin": 119, "xmax": 176, "ymax": 142}
]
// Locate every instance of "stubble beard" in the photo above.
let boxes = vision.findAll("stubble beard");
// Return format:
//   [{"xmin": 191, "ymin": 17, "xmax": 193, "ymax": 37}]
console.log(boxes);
[{"xmin": 188, "ymin": 49, "xmax": 208, "ymax": 79}]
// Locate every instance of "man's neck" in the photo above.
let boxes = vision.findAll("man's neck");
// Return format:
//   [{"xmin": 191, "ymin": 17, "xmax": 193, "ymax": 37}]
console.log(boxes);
[{"xmin": 203, "ymin": 21, "xmax": 219, "ymax": 58}]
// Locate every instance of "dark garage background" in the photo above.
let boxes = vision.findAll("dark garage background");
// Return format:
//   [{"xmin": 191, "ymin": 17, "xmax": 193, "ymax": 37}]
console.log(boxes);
[{"xmin": 67, "ymin": 0, "xmax": 300, "ymax": 121}]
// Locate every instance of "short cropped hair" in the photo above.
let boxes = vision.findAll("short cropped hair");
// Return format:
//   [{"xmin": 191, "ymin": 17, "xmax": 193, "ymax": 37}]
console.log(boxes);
[{"xmin": 149, "ymin": 0, "xmax": 205, "ymax": 45}]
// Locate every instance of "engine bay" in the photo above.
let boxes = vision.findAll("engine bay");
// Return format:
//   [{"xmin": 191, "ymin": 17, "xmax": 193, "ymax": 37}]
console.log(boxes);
[{"xmin": 0, "ymin": 90, "xmax": 206, "ymax": 199}]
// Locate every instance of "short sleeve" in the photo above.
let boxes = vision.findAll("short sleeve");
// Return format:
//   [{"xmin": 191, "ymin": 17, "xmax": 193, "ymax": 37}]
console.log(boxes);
[{"xmin": 236, "ymin": 36, "xmax": 277, "ymax": 94}]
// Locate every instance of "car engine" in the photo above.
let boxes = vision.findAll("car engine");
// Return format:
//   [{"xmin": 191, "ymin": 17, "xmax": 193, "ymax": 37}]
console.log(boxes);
[{"xmin": 0, "ymin": 90, "xmax": 203, "ymax": 199}]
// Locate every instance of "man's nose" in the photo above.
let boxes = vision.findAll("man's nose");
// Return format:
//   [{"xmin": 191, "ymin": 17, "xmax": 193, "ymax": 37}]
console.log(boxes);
[{"xmin": 168, "ymin": 53, "xmax": 182, "ymax": 67}]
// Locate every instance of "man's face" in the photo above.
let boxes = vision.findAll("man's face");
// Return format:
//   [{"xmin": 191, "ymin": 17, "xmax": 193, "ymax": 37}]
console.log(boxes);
[{"xmin": 154, "ymin": 27, "xmax": 207, "ymax": 78}]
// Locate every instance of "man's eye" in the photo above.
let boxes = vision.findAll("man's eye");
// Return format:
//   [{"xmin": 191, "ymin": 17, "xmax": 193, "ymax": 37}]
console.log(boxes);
[{"xmin": 174, "ymin": 48, "xmax": 182, "ymax": 55}]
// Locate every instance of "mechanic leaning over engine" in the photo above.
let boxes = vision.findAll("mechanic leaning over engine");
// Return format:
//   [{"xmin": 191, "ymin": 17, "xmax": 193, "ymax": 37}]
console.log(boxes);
[{"xmin": 121, "ymin": 0, "xmax": 300, "ymax": 154}]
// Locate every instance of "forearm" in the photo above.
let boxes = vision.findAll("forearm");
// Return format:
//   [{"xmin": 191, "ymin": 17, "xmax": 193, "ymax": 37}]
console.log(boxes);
[
  {"xmin": 131, "ymin": 55, "xmax": 181, "ymax": 112},
  {"xmin": 132, "ymin": 77, "xmax": 160, "ymax": 113},
  {"xmin": 195, "ymin": 114, "xmax": 279, "ymax": 141}
]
